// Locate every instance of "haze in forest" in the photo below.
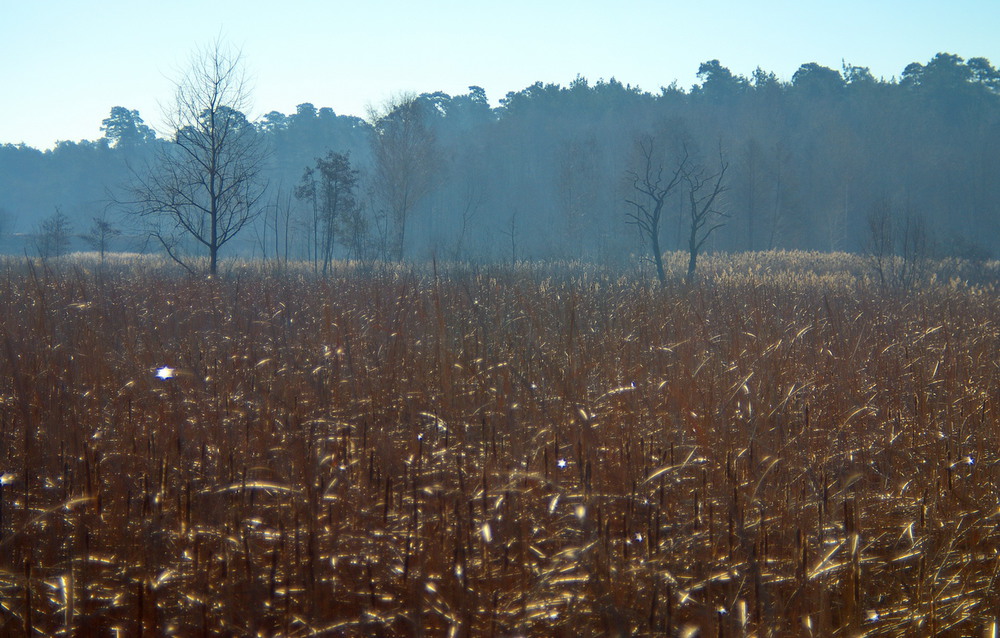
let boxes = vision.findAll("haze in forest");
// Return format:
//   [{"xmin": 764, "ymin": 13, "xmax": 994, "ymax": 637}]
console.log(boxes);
[
  {"xmin": 5, "ymin": 50, "xmax": 1000, "ymax": 268},
  {"xmin": 4, "ymin": 1, "xmax": 1000, "ymax": 270}
]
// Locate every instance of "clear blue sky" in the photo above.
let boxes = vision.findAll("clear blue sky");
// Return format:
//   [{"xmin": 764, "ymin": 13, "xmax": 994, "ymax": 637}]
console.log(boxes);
[{"xmin": 3, "ymin": 0, "xmax": 997, "ymax": 149}]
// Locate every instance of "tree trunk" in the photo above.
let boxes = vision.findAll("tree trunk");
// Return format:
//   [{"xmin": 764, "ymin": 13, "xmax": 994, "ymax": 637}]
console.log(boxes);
[
  {"xmin": 652, "ymin": 231, "xmax": 666, "ymax": 284},
  {"xmin": 686, "ymin": 236, "xmax": 698, "ymax": 285}
]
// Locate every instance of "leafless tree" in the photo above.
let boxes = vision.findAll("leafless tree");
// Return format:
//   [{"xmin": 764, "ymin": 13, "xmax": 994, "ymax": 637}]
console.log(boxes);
[
  {"xmin": 451, "ymin": 182, "xmax": 483, "ymax": 262},
  {"xmin": 368, "ymin": 95, "xmax": 438, "ymax": 260},
  {"xmin": 34, "ymin": 208, "xmax": 74, "ymax": 260},
  {"xmin": 866, "ymin": 197, "xmax": 930, "ymax": 291},
  {"xmin": 82, "ymin": 212, "xmax": 122, "ymax": 262},
  {"xmin": 122, "ymin": 41, "xmax": 266, "ymax": 274},
  {"xmin": 503, "ymin": 209, "xmax": 520, "ymax": 266},
  {"xmin": 682, "ymin": 147, "xmax": 729, "ymax": 284},
  {"xmin": 625, "ymin": 136, "xmax": 688, "ymax": 284},
  {"xmin": 294, "ymin": 166, "xmax": 322, "ymax": 269},
  {"xmin": 339, "ymin": 200, "xmax": 375, "ymax": 265},
  {"xmin": 255, "ymin": 183, "xmax": 294, "ymax": 265}
]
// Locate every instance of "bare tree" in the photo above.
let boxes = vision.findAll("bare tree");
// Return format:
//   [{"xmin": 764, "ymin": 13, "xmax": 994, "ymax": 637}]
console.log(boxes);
[
  {"xmin": 866, "ymin": 197, "xmax": 930, "ymax": 291},
  {"xmin": 625, "ymin": 136, "xmax": 688, "ymax": 284},
  {"xmin": 34, "ymin": 208, "xmax": 74, "ymax": 260},
  {"xmin": 452, "ymin": 182, "xmax": 483, "ymax": 262},
  {"xmin": 682, "ymin": 147, "xmax": 730, "ymax": 284},
  {"xmin": 294, "ymin": 166, "xmax": 322, "ymax": 269},
  {"xmin": 254, "ymin": 183, "xmax": 295, "ymax": 265},
  {"xmin": 368, "ymin": 95, "xmax": 438, "ymax": 260},
  {"xmin": 503, "ymin": 209, "xmax": 520, "ymax": 266},
  {"xmin": 123, "ymin": 41, "xmax": 266, "ymax": 274},
  {"xmin": 340, "ymin": 200, "xmax": 374, "ymax": 264},
  {"xmin": 82, "ymin": 212, "xmax": 122, "ymax": 262}
]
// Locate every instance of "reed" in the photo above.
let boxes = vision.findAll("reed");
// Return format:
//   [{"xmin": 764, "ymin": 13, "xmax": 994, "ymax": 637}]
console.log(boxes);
[{"xmin": 0, "ymin": 252, "xmax": 998, "ymax": 635}]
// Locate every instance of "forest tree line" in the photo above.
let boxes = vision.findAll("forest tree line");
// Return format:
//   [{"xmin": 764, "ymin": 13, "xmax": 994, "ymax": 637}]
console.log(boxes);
[{"xmin": 2, "ymin": 52, "xmax": 999, "ymax": 266}]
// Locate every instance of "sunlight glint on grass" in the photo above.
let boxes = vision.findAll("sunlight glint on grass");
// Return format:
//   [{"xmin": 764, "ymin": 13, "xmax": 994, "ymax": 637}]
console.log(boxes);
[{"xmin": 0, "ymin": 252, "xmax": 998, "ymax": 635}]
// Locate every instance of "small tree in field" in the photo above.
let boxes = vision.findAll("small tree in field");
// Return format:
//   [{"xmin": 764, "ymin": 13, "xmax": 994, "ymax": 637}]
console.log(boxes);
[
  {"xmin": 625, "ymin": 136, "xmax": 688, "ymax": 284},
  {"xmin": 83, "ymin": 213, "xmax": 122, "ymax": 262},
  {"xmin": 34, "ymin": 208, "xmax": 74, "ymax": 259},
  {"xmin": 123, "ymin": 41, "xmax": 266, "ymax": 274},
  {"xmin": 681, "ymin": 147, "xmax": 729, "ymax": 284},
  {"xmin": 368, "ymin": 95, "xmax": 438, "ymax": 260},
  {"xmin": 865, "ymin": 197, "xmax": 930, "ymax": 291},
  {"xmin": 296, "ymin": 151, "xmax": 360, "ymax": 273}
]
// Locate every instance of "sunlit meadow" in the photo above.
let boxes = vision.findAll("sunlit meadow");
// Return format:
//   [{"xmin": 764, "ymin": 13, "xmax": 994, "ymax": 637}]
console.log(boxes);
[{"xmin": 2, "ymin": 252, "xmax": 1000, "ymax": 636}]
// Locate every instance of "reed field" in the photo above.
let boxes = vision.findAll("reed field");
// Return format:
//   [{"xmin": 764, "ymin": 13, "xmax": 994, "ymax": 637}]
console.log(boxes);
[{"xmin": 2, "ymin": 251, "xmax": 1000, "ymax": 636}]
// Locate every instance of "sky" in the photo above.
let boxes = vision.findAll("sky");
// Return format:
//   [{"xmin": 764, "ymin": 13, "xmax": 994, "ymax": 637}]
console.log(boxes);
[{"xmin": 3, "ymin": 0, "xmax": 999, "ymax": 149}]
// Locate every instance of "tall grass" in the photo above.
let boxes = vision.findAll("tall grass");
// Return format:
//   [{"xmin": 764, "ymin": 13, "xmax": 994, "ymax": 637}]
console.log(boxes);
[{"xmin": 1, "ymin": 253, "xmax": 999, "ymax": 636}]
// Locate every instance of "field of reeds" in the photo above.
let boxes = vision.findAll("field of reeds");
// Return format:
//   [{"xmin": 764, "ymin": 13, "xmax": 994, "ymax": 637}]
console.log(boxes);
[{"xmin": 2, "ymin": 251, "xmax": 1000, "ymax": 636}]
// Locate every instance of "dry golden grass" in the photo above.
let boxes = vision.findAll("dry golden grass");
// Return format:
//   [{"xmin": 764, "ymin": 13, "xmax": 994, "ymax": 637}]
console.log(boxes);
[{"xmin": 1, "ymin": 253, "xmax": 1000, "ymax": 636}]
